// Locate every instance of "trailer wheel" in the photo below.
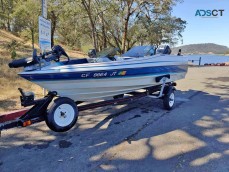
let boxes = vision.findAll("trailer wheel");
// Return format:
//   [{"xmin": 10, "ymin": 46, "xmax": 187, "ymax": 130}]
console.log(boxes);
[
  {"xmin": 45, "ymin": 97, "xmax": 78, "ymax": 132},
  {"xmin": 163, "ymin": 88, "xmax": 175, "ymax": 110}
]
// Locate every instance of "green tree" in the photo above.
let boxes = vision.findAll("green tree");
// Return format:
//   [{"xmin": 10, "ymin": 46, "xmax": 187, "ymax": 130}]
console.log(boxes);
[
  {"xmin": 48, "ymin": 0, "xmax": 69, "ymax": 47},
  {"xmin": 0, "ymin": 0, "xmax": 187, "ymax": 53},
  {"xmin": 13, "ymin": 0, "xmax": 40, "ymax": 49},
  {"xmin": 0, "ymin": 0, "xmax": 16, "ymax": 31}
]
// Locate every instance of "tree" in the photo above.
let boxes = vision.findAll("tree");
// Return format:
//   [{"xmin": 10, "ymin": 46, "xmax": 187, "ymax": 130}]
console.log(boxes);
[
  {"xmin": 56, "ymin": 1, "xmax": 91, "ymax": 48},
  {"xmin": 135, "ymin": 15, "xmax": 186, "ymax": 46},
  {"xmin": 81, "ymin": 0, "xmax": 98, "ymax": 50},
  {"xmin": 48, "ymin": 0, "xmax": 68, "ymax": 47},
  {"xmin": 97, "ymin": 0, "xmax": 185, "ymax": 52},
  {"xmin": 108, "ymin": 0, "xmax": 171, "ymax": 52},
  {"xmin": 0, "ymin": 0, "xmax": 187, "ymax": 52},
  {"xmin": 13, "ymin": 0, "xmax": 40, "ymax": 49},
  {"xmin": 0, "ymin": 0, "xmax": 16, "ymax": 31}
]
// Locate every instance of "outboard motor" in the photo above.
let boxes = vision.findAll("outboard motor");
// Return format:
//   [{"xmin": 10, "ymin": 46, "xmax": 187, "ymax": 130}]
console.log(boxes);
[
  {"xmin": 156, "ymin": 45, "xmax": 172, "ymax": 55},
  {"xmin": 163, "ymin": 45, "xmax": 171, "ymax": 54}
]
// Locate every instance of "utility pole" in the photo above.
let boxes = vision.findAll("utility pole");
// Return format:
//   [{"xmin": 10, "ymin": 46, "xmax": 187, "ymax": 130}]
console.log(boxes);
[{"xmin": 42, "ymin": 0, "xmax": 47, "ymax": 19}]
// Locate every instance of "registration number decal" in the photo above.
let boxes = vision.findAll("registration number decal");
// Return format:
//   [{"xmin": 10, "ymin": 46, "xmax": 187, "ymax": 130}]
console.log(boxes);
[{"xmin": 81, "ymin": 71, "xmax": 127, "ymax": 78}]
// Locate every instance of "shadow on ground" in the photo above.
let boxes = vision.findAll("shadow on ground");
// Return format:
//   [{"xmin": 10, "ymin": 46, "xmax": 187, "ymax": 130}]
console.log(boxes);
[{"xmin": 90, "ymin": 90, "xmax": 229, "ymax": 171}]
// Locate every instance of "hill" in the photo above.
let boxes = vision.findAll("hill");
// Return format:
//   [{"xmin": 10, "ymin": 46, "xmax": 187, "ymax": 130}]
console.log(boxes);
[
  {"xmin": 171, "ymin": 43, "xmax": 229, "ymax": 55},
  {"xmin": 0, "ymin": 30, "xmax": 85, "ymax": 113}
]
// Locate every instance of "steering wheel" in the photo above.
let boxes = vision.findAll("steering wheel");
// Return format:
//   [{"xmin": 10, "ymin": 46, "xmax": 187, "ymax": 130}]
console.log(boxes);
[{"xmin": 52, "ymin": 45, "xmax": 70, "ymax": 62}]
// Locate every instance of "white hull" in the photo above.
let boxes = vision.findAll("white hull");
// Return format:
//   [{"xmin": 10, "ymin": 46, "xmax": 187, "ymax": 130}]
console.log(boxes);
[
  {"xmin": 20, "ymin": 55, "xmax": 188, "ymax": 101},
  {"xmin": 35, "ymin": 72, "xmax": 186, "ymax": 101}
]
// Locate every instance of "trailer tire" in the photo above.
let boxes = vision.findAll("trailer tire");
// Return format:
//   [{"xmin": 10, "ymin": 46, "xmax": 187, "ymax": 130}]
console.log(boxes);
[
  {"xmin": 163, "ymin": 88, "xmax": 175, "ymax": 110},
  {"xmin": 45, "ymin": 97, "xmax": 78, "ymax": 132}
]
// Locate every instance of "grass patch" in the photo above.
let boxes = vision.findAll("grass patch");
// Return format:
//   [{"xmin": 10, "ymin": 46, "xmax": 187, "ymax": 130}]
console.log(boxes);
[{"xmin": 0, "ymin": 30, "xmax": 86, "ymax": 113}]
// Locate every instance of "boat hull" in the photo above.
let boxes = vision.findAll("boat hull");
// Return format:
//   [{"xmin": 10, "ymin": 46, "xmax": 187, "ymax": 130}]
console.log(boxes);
[
  {"xmin": 19, "ymin": 55, "xmax": 188, "ymax": 101},
  {"xmin": 32, "ymin": 72, "xmax": 185, "ymax": 101}
]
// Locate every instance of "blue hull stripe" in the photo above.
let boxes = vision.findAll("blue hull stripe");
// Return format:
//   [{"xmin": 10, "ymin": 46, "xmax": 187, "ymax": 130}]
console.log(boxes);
[
  {"xmin": 20, "ymin": 65, "xmax": 187, "ymax": 81},
  {"xmin": 61, "ymin": 59, "xmax": 185, "ymax": 69}
]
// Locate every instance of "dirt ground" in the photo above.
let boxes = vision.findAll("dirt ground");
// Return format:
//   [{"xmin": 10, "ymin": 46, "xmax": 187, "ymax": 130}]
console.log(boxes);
[
  {"xmin": 0, "ymin": 29, "xmax": 86, "ymax": 113},
  {"xmin": 0, "ymin": 66, "xmax": 229, "ymax": 172}
]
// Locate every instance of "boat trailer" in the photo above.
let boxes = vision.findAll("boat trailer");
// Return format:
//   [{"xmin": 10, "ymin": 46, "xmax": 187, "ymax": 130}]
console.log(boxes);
[{"xmin": 0, "ymin": 76, "xmax": 176, "ymax": 133}]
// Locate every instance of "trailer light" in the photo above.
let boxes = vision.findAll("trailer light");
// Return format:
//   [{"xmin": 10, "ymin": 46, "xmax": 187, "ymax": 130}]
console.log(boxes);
[{"xmin": 22, "ymin": 120, "xmax": 32, "ymax": 127}]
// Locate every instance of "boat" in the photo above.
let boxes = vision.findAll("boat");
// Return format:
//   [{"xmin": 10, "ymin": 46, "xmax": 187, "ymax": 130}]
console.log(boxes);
[
  {"xmin": 5, "ymin": 45, "xmax": 188, "ymax": 132},
  {"xmin": 9, "ymin": 45, "xmax": 188, "ymax": 101}
]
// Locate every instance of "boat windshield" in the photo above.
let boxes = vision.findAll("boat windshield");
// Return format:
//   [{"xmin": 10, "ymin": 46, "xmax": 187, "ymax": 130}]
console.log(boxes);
[
  {"xmin": 122, "ymin": 46, "xmax": 155, "ymax": 57},
  {"xmin": 96, "ymin": 48, "xmax": 120, "ymax": 58}
]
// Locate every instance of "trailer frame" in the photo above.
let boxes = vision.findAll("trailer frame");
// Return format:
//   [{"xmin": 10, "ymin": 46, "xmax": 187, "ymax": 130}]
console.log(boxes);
[{"xmin": 0, "ymin": 76, "xmax": 176, "ymax": 133}]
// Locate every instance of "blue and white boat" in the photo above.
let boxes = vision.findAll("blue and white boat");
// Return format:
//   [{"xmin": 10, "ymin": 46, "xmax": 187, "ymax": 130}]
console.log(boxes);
[
  {"xmin": 6, "ymin": 45, "xmax": 188, "ymax": 132},
  {"xmin": 9, "ymin": 45, "xmax": 188, "ymax": 102}
]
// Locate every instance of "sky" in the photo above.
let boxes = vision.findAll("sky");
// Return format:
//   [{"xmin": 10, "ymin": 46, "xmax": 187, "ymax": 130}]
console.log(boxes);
[{"xmin": 172, "ymin": 0, "xmax": 229, "ymax": 47}]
